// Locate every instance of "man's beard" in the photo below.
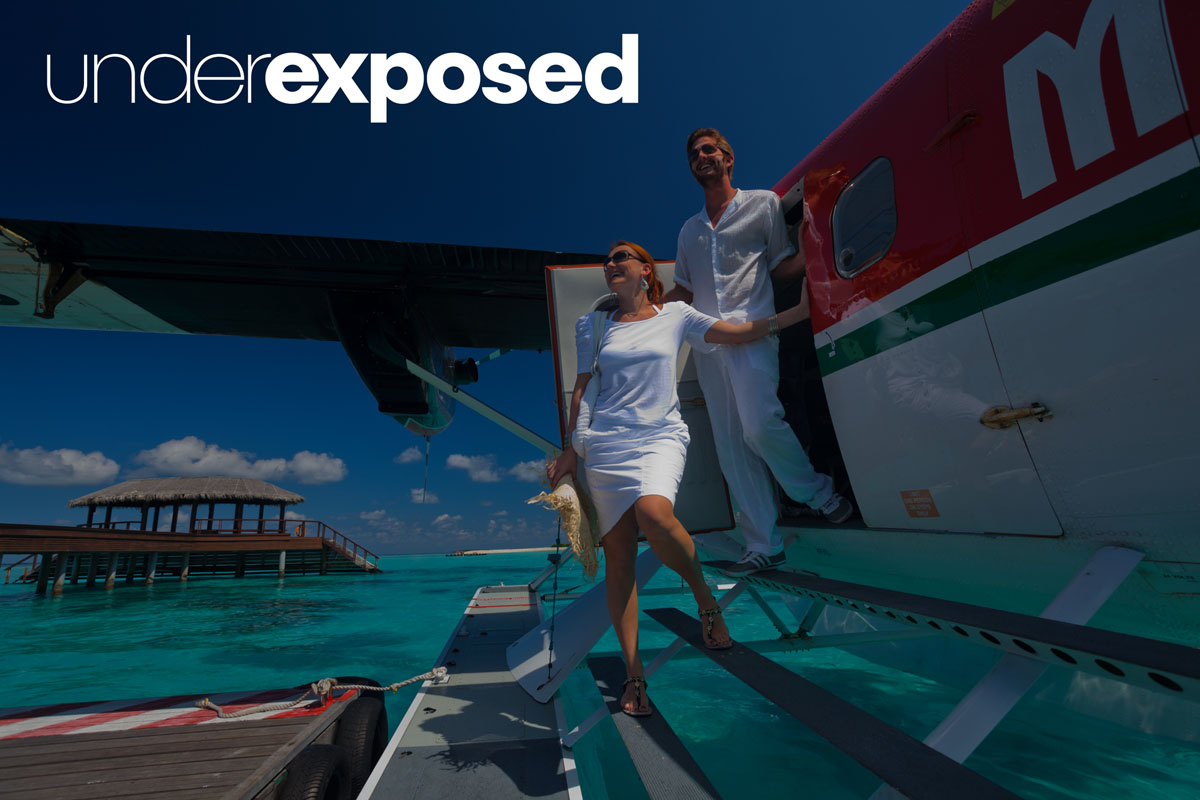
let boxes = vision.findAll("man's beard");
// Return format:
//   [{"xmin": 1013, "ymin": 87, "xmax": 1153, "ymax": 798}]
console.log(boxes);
[{"xmin": 692, "ymin": 162, "xmax": 727, "ymax": 187}]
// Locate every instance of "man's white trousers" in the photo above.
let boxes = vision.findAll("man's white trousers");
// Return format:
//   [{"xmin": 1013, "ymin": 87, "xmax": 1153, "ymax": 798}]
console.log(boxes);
[{"xmin": 694, "ymin": 338, "xmax": 833, "ymax": 555}]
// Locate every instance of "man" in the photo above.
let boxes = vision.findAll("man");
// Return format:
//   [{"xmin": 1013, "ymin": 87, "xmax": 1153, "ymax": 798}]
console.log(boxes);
[{"xmin": 665, "ymin": 128, "xmax": 852, "ymax": 575}]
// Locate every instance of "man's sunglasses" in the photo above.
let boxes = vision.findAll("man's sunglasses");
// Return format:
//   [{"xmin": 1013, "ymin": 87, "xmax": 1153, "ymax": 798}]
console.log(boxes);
[{"xmin": 687, "ymin": 143, "xmax": 722, "ymax": 162}]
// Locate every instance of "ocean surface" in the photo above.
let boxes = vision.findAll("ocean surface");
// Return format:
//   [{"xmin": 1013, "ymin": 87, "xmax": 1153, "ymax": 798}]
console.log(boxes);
[{"xmin": 2, "ymin": 551, "xmax": 1197, "ymax": 799}]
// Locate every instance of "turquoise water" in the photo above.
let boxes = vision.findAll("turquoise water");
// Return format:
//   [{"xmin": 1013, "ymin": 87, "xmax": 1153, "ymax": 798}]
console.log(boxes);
[{"xmin": 3, "ymin": 552, "xmax": 1197, "ymax": 798}]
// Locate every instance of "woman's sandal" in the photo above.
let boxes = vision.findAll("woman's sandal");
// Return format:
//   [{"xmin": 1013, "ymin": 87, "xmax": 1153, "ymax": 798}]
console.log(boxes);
[
  {"xmin": 699, "ymin": 607, "xmax": 734, "ymax": 650},
  {"xmin": 621, "ymin": 676, "xmax": 652, "ymax": 717}
]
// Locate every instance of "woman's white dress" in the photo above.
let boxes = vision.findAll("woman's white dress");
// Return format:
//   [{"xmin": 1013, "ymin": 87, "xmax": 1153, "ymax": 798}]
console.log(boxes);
[{"xmin": 574, "ymin": 301, "xmax": 720, "ymax": 536}]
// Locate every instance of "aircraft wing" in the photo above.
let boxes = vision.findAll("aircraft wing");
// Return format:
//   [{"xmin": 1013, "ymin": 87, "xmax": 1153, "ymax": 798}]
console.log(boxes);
[{"xmin": 0, "ymin": 218, "xmax": 602, "ymax": 429}]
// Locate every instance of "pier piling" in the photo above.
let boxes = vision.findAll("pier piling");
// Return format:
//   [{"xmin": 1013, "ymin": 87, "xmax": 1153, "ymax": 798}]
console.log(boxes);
[
  {"xmin": 105, "ymin": 552, "xmax": 118, "ymax": 590},
  {"xmin": 52, "ymin": 554, "xmax": 67, "ymax": 596},
  {"xmin": 35, "ymin": 553, "xmax": 51, "ymax": 594}
]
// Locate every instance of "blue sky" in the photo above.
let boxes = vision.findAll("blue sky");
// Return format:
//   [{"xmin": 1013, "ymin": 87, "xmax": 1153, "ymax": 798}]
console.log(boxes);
[{"xmin": 0, "ymin": 0, "xmax": 966, "ymax": 553}]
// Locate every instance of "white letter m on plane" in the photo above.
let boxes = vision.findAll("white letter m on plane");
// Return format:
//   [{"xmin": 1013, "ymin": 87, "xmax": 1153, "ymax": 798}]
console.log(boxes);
[{"xmin": 1003, "ymin": 0, "xmax": 1186, "ymax": 198}]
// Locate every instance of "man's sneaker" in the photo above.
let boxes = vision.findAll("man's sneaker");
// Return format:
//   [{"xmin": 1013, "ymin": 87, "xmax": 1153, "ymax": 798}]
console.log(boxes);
[
  {"xmin": 724, "ymin": 549, "xmax": 786, "ymax": 576},
  {"xmin": 817, "ymin": 493, "xmax": 854, "ymax": 524}
]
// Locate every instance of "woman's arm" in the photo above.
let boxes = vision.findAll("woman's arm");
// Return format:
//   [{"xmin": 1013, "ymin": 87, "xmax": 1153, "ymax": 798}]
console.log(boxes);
[
  {"xmin": 547, "ymin": 372, "xmax": 592, "ymax": 485},
  {"xmin": 704, "ymin": 278, "xmax": 811, "ymax": 345}
]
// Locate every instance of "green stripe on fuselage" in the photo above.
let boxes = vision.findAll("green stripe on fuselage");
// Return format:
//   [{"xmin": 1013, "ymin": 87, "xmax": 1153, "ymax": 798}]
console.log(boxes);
[{"xmin": 817, "ymin": 168, "xmax": 1200, "ymax": 376}]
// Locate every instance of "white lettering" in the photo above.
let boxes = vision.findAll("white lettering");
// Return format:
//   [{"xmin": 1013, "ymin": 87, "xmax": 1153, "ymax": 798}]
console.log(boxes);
[
  {"xmin": 245, "ymin": 53, "xmax": 272, "ymax": 104},
  {"xmin": 427, "ymin": 53, "xmax": 481, "ymax": 105},
  {"xmin": 529, "ymin": 53, "xmax": 581, "ymax": 104},
  {"xmin": 194, "ymin": 53, "xmax": 244, "ymax": 104},
  {"xmin": 46, "ymin": 54, "xmax": 88, "ymax": 104},
  {"xmin": 139, "ymin": 34, "xmax": 192, "ymax": 104},
  {"xmin": 584, "ymin": 34, "xmax": 638, "ymax": 104},
  {"xmin": 92, "ymin": 53, "xmax": 136, "ymax": 103},
  {"xmin": 369, "ymin": 53, "xmax": 424, "ymax": 123},
  {"xmin": 265, "ymin": 53, "xmax": 320, "ymax": 104},
  {"xmin": 42, "ymin": 36, "xmax": 641, "ymax": 114},
  {"xmin": 481, "ymin": 53, "xmax": 527, "ymax": 104},
  {"xmin": 1003, "ymin": 0, "xmax": 1185, "ymax": 197},
  {"xmin": 312, "ymin": 53, "xmax": 368, "ymax": 104}
]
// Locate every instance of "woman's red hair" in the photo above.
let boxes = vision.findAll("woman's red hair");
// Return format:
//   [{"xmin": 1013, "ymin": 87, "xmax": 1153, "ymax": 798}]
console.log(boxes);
[{"xmin": 611, "ymin": 240, "xmax": 664, "ymax": 304}]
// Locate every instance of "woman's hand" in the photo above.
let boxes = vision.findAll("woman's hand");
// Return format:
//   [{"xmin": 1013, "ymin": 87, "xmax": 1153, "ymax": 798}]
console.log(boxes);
[{"xmin": 547, "ymin": 447, "xmax": 578, "ymax": 486}]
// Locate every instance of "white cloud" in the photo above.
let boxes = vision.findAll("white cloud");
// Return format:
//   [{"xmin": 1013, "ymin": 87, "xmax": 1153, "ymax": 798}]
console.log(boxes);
[
  {"xmin": 432, "ymin": 513, "xmax": 463, "ymax": 527},
  {"xmin": 446, "ymin": 453, "xmax": 501, "ymax": 483},
  {"xmin": 133, "ymin": 437, "xmax": 346, "ymax": 485},
  {"xmin": 289, "ymin": 451, "xmax": 348, "ymax": 484},
  {"xmin": 508, "ymin": 460, "xmax": 544, "ymax": 483},
  {"xmin": 285, "ymin": 510, "xmax": 308, "ymax": 521},
  {"xmin": 492, "ymin": 510, "xmax": 509, "ymax": 517},
  {"xmin": 359, "ymin": 510, "xmax": 407, "ymax": 534},
  {"xmin": 0, "ymin": 444, "xmax": 119, "ymax": 486},
  {"xmin": 410, "ymin": 488, "xmax": 439, "ymax": 504},
  {"xmin": 394, "ymin": 446, "xmax": 422, "ymax": 465}
]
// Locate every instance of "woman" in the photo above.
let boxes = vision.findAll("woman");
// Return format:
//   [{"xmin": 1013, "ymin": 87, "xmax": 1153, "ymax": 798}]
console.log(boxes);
[{"xmin": 547, "ymin": 240, "xmax": 811, "ymax": 717}]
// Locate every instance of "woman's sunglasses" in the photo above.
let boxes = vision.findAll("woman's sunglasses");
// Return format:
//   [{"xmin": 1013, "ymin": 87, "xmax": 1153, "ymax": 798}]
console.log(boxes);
[{"xmin": 604, "ymin": 252, "xmax": 645, "ymax": 266}]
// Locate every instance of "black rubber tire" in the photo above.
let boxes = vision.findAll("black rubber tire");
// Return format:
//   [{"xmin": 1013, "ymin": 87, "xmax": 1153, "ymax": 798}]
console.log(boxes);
[
  {"xmin": 279, "ymin": 744, "xmax": 352, "ymax": 800},
  {"xmin": 335, "ymin": 696, "xmax": 388, "ymax": 796}
]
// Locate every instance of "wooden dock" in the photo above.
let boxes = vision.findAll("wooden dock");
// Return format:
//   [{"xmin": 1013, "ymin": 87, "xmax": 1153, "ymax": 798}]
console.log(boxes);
[
  {"xmin": 0, "ymin": 681, "xmax": 385, "ymax": 799},
  {"xmin": 1, "ymin": 519, "xmax": 380, "ymax": 594}
]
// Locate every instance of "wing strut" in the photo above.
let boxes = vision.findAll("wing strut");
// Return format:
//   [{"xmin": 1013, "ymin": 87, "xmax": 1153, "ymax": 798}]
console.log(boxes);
[{"xmin": 403, "ymin": 358, "xmax": 558, "ymax": 455}]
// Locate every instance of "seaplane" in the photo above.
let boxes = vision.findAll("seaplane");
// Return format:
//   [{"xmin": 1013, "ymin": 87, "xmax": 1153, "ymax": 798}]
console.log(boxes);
[{"xmin": 2, "ymin": 0, "xmax": 1197, "ymax": 797}]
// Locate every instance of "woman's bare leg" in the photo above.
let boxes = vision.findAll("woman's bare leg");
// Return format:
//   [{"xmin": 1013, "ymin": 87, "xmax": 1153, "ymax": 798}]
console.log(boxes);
[
  {"xmin": 634, "ymin": 495, "xmax": 732, "ymax": 647},
  {"xmin": 601, "ymin": 506, "xmax": 649, "ymax": 713}
]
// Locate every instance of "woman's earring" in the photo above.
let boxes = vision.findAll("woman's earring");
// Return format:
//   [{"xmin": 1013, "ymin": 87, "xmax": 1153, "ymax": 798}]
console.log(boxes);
[{"xmin": 640, "ymin": 277, "xmax": 649, "ymax": 291}]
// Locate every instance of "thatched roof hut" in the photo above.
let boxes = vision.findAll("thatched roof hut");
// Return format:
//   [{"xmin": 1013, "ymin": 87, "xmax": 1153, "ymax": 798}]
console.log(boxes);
[
  {"xmin": 69, "ymin": 478, "xmax": 304, "ymax": 508},
  {"xmin": 69, "ymin": 477, "xmax": 305, "ymax": 532}
]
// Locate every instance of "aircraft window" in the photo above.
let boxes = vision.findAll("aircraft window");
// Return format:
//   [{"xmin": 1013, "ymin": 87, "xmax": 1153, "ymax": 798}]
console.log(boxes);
[{"xmin": 831, "ymin": 157, "xmax": 896, "ymax": 278}]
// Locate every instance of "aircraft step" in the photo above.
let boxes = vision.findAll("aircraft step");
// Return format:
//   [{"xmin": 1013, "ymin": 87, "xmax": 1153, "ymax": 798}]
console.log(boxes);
[
  {"xmin": 702, "ymin": 562, "xmax": 1200, "ymax": 701},
  {"xmin": 645, "ymin": 607, "xmax": 1020, "ymax": 800},
  {"xmin": 586, "ymin": 656, "xmax": 722, "ymax": 800}
]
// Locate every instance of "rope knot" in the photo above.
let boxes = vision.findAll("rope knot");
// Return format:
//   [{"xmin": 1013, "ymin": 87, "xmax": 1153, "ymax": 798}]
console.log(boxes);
[{"xmin": 312, "ymin": 677, "xmax": 338, "ymax": 698}]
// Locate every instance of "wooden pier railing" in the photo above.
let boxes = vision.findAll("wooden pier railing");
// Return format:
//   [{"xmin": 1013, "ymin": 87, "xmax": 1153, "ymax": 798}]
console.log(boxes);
[
  {"xmin": 3, "ymin": 553, "xmax": 39, "ymax": 585},
  {"xmin": 0, "ymin": 518, "xmax": 381, "ymax": 593},
  {"xmin": 75, "ymin": 518, "xmax": 380, "ymax": 571}
]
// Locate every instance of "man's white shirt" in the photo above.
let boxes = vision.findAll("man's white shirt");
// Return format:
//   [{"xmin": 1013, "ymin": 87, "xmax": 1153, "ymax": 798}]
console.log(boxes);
[{"xmin": 673, "ymin": 189, "xmax": 795, "ymax": 323}]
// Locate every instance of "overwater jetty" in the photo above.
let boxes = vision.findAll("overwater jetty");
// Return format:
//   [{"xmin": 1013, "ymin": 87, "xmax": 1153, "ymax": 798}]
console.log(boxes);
[{"xmin": 1, "ymin": 476, "xmax": 379, "ymax": 594}]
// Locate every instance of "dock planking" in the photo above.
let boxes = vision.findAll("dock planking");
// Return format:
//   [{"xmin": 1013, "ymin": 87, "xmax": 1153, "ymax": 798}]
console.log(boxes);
[
  {"xmin": 0, "ymin": 718, "xmax": 304, "ymax": 798},
  {"xmin": 0, "ymin": 691, "xmax": 354, "ymax": 800}
]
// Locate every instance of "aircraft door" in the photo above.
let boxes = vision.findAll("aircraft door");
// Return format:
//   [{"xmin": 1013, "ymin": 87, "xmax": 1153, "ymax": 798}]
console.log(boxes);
[
  {"xmin": 948, "ymin": 0, "xmax": 1200, "ymax": 534},
  {"xmin": 799, "ymin": 35, "xmax": 1062, "ymax": 536},
  {"xmin": 545, "ymin": 263, "xmax": 734, "ymax": 535}
]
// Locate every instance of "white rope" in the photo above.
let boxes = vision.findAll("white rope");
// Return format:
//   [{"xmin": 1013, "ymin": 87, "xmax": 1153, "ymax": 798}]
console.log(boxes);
[{"xmin": 195, "ymin": 667, "xmax": 449, "ymax": 719}]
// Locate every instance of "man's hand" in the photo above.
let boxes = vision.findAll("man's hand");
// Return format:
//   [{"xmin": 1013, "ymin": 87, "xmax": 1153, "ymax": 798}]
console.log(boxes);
[{"xmin": 662, "ymin": 285, "xmax": 693, "ymax": 304}]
